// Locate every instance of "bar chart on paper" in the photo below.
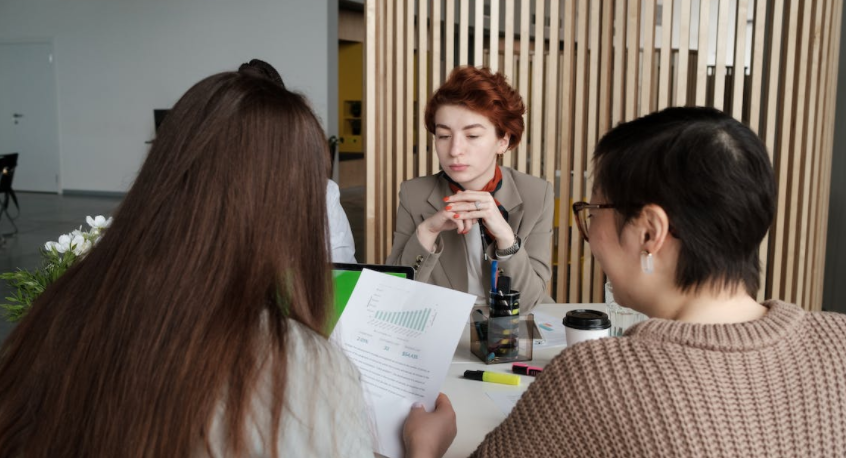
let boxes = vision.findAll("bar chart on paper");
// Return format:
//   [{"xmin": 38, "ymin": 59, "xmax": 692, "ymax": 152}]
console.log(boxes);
[{"xmin": 371, "ymin": 308, "xmax": 434, "ymax": 336}]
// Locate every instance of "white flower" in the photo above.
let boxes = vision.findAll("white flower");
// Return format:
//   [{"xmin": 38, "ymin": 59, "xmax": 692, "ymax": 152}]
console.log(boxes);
[
  {"xmin": 86, "ymin": 215, "xmax": 112, "ymax": 230},
  {"xmin": 71, "ymin": 235, "xmax": 92, "ymax": 256},
  {"xmin": 55, "ymin": 234, "xmax": 72, "ymax": 254},
  {"xmin": 44, "ymin": 241, "xmax": 58, "ymax": 252}
]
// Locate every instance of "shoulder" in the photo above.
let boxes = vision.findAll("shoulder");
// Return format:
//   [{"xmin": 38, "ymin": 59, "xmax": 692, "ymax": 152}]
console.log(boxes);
[
  {"xmin": 398, "ymin": 174, "xmax": 443, "ymax": 206},
  {"xmin": 326, "ymin": 179, "xmax": 340, "ymax": 195},
  {"xmin": 286, "ymin": 319, "xmax": 358, "ymax": 378},
  {"xmin": 502, "ymin": 167, "xmax": 552, "ymax": 198},
  {"xmin": 400, "ymin": 174, "xmax": 441, "ymax": 193}
]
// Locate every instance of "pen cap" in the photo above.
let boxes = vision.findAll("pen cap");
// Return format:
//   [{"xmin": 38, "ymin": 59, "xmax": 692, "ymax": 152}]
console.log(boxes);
[{"xmin": 497, "ymin": 276, "xmax": 511, "ymax": 293}]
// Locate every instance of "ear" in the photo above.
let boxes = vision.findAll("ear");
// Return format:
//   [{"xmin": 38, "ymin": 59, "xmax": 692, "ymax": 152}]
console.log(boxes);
[
  {"xmin": 636, "ymin": 204, "xmax": 671, "ymax": 255},
  {"xmin": 497, "ymin": 135, "xmax": 510, "ymax": 154}
]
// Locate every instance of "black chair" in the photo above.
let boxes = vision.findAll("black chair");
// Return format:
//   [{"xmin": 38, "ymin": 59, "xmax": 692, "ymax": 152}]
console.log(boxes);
[{"xmin": 0, "ymin": 153, "xmax": 19, "ymax": 238}]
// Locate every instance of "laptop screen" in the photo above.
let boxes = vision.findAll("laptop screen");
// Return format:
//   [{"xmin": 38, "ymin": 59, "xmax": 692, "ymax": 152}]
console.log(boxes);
[{"xmin": 330, "ymin": 263, "xmax": 415, "ymax": 331}]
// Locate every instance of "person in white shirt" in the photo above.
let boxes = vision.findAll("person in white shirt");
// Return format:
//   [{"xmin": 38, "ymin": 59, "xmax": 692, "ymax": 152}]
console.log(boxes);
[{"xmin": 326, "ymin": 179, "xmax": 357, "ymax": 263}]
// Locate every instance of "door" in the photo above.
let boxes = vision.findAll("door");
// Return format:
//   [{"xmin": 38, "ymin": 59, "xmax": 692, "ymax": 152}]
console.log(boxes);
[{"xmin": 0, "ymin": 42, "xmax": 60, "ymax": 193}]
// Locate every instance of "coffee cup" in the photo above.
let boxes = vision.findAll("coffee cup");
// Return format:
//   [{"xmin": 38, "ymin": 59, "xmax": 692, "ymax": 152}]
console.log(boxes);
[{"xmin": 563, "ymin": 309, "xmax": 611, "ymax": 346}]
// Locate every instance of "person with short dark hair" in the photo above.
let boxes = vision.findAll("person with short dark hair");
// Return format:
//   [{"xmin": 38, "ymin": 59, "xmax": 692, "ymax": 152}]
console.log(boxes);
[
  {"xmin": 405, "ymin": 106, "xmax": 846, "ymax": 457},
  {"xmin": 387, "ymin": 66, "xmax": 554, "ymax": 310}
]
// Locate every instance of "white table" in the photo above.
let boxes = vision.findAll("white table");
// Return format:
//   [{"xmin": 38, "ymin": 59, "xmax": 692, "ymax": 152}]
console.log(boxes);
[{"xmin": 442, "ymin": 303, "xmax": 606, "ymax": 458}]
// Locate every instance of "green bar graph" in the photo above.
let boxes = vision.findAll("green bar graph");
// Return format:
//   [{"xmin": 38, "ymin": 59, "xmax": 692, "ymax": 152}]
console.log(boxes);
[{"xmin": 373, "ymin": 308, "xmax": 433, "ymax": 332}]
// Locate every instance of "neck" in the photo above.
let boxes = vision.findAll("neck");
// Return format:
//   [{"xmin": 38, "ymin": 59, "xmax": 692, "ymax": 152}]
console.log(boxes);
[
  {"xmin": 653, "ymin": 285, "xmax": 767, "ymax": 324},
  {"xmin": 459, "ymin": 164, "xmax": 498, "ymax": 191}
]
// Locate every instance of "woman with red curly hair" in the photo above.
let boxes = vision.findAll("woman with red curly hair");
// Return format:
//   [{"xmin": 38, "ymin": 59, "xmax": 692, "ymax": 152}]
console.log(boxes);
[{"xmin": 387, "ymin": 66, "xmax": 553, "ymax": 310}]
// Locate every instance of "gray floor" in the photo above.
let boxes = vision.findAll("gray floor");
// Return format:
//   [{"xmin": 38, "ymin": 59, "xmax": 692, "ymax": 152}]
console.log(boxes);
[{"xmin": 0, "ymin": 187, "xmax": 366, "ymax": 345}]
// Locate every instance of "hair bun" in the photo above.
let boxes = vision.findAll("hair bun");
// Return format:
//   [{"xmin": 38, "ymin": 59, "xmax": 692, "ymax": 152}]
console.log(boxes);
[{"xmin": 238, "ymin": 59, "xmax": 285, "ymax": 88}]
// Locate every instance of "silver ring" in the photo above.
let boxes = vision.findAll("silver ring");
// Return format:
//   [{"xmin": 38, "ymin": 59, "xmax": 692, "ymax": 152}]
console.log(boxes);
[{"xmin": 474, "ymin": 201, "xmax": 481, "ymax": 210}]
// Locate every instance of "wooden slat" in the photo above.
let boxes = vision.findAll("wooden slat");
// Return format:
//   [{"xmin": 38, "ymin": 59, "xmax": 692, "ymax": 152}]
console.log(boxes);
[
  {"xmin": 815, "ymin": 0, "xmax": 842, "ymax": 309},
  {"xmin": 569, "ymin": 0, "xmax": 590, "ymax": 302},
  {"xmin": 460, "ymin": 0, "xmax": 470, "ymax": 65},
  {"xmin": 504, "ymin": 0, "xmax": 516, "ymax": 81},
  {"xmin": 365, "ymin": 0, "xmax": 377, "ymax": 263},
  {"xmin": 530, "ymin": 0, "xmax": 545, "ymax": 176},
  {"xmin": 432, "ymin": 0, "xmax": 442, "ymax": 175},
  {"xmin": 751, "ymin": 0, "xmax": 769, "ymax": 302},
  {"xmin": 544, "ymin": 0, "xmax": 560, "ymax": 184},
  {"xmin": 406, "ymin": 0, "xmax": 415, "ymax": 180},
  {"xmin": 810, "ymin": 0, "xmax": 837, "ymax": 309},
  {"xmin": 502, "ymin": 0, "xmax": 516, "ymax": 168},
  {"xmin": 676, "ymin": 0, "xmax": 692, "ymax": 106},
  {"xmin": 556, "ymin": 0, "xmax": 577, "ymax": 300},
  {"xmin": 626, "ymin": 0, "xmax": 641, "ymax": 120},
  {"xmin": 762, "ymin": 0, "xmax": 785, "ymax": 299},
  {"xmin": 446, "ymin": 0, "xmax": 456, "ymax": 77},
  {"xmin": 712, "ymin": 0, "xmax": 731, "ymax": 110},
  {"xmin": 394, "ymin": 0, "xmax": 405, "ymax": 241},
  {"xmin": 804, "ymin": 0, "xmax": 826, "ymax": 309},
  {"xmin": 613, "ymin": 0, "xmax": 627, "ymax": 122},
  {"xmin": 582, "ymin": 0, "xmax": 602, "ymax": 301},
  {"xmin": 772, "ymin": 0, "xmax": 800, "ymax": 301},
  {"xmin": 376, "ymin": 0, "xmax": 386, "ymax": 260},
  {"xmin": 790, "ymin": 0, "xmax": 816, "ymax": 304},
  {"xmin": 639, "ymin": 0, "xmax": 656, "ymax": 116},
  {"xmin": 490, "ymin": 0, "xmax": 501, "ymax": 72},
  {"xmin": 517, "ymin": 0, "xmax": 530, "ymax": 172},
  {"xmin": 695, "ymin": 0, "xmax": 711, "ymax": 106},
  {"xmin": 731, "ymin": 0, "xmax": 749, "ymax": 119},
  {"xmin": 475, "ymin": 0, "xmax": 485, "ymax": 65},
  {"xmin": 657, "ymin": 0, "xmax": 673, "ymax": 109},
  {"xmin": 385, "ymin": 0, "xmax": 394, "ymax": 256},
  {"xmin": 418, "ymin": 0, "xmax": 429, "ymax": 177},
  {"xmin": 817, "ymin": 0, "xmax": 843, "ymax": 308},
  {"xmin": 593, "ymin": 0, "xmax": 615, "ymax": 301}
]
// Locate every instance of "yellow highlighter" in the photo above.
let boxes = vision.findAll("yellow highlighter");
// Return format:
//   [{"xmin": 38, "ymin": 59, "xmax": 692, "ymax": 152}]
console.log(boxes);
[{"xmin": 463, "ymin": 370, "xmax": 521, "ymax": 386}]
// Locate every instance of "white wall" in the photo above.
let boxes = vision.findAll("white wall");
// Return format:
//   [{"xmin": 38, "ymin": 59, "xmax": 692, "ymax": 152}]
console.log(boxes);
[{"xmin": 0, "ymin": 0, "xmax": 333, "ymax": 193}]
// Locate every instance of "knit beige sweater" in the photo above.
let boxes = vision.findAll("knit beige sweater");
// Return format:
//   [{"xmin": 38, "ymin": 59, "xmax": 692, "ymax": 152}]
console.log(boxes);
[{"xmin": 471, "ymin": 301, "xmax": 846, "ymax": 457}]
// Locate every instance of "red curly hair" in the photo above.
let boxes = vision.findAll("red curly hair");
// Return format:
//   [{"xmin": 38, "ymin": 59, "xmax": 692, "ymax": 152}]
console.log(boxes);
[{"xmin": 424, "ymin": 66, "xmax": 525, "ymax": 150}]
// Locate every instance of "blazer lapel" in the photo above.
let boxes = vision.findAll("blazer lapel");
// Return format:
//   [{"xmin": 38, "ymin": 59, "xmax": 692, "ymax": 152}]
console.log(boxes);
[{"xmin": 497, "ymin": 168, "xmax": 524, "ymax": 236}]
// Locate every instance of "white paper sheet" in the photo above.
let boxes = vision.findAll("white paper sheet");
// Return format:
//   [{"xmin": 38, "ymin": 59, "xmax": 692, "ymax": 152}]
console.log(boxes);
[
  {"xmin": 486, "ymin": 391, "xmax": 527, "ymax": 415},
  {"xmin": 530, "ymin": 310, "xmax": 568, "ymax": 348},
  {"xmin": 331, "ymin": 269, "xmax": 476, "ymax": 458}
]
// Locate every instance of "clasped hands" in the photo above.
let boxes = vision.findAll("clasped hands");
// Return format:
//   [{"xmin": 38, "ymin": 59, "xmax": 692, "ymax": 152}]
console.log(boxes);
[{"xmin": 417, "ymin": 190, "xmax": 515, "ymax": 252}]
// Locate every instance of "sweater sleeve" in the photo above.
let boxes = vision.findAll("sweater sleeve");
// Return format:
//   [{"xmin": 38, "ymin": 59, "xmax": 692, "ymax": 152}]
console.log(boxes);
[
  {"xmin": 470, "ymin": 345, "xmax": 607, "ymax": 458},
  {"xmin": 488, "ymin": 181, "xmax": 554, "ymax": 311}
]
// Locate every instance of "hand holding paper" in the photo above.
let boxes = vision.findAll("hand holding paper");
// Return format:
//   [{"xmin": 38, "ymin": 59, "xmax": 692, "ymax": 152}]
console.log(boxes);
[{"xmin": 330, "ymin": 269, "xmax": 475, "ymax": 458}]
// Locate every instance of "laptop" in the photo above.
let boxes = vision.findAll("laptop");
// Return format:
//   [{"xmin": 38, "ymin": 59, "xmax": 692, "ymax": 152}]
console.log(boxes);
[{"xmin": 330, "ymin": 263, "xmax": 415, "ymax": 331}]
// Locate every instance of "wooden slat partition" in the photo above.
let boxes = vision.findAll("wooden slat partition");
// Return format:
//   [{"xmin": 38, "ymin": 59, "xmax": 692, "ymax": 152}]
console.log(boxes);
[{"xmin": 365, "ymin": 0, "xmax": 843, "ymax": 309}]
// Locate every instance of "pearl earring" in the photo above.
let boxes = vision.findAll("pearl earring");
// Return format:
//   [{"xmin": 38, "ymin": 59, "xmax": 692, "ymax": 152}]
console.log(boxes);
[{"xmin": 641, "ymin": 250, "xmax": 654, "ymax": 274}]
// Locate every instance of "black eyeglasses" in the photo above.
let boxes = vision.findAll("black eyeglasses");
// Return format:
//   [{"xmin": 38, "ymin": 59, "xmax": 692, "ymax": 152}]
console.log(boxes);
[{"xmin": 571, "ymin": 201, "xmax": 617, "ymax": 242}]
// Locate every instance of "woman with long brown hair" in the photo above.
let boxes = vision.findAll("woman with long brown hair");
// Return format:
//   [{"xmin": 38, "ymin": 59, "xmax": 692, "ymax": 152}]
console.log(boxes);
[{"xmin": 0, "ymin": 60, "xmax": 384, "ymax": 456}]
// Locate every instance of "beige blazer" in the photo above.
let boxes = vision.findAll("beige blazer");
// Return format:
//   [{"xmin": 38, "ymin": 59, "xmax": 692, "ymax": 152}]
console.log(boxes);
[{"xmin": 386, "ymin": 167, "xmax": 554, "ymax": 310}]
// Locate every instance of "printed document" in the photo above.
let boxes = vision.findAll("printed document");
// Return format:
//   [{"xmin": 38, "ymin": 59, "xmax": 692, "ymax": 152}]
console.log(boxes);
[{"xmin": 331, "ymin": 269, "xmax": 476, "ymax": 458}]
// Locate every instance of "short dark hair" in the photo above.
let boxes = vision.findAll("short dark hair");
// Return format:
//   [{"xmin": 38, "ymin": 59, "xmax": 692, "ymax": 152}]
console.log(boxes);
[{"xmin": 593, "ymin": 106, "xmax": 776, "ymax": 296}]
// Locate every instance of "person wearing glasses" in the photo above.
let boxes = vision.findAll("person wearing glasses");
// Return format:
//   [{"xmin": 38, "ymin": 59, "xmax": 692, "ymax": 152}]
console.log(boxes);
[
  {"xmin": 404, "ymin": 106, "xmax": 846, "ymax": 456},
  {"xmin": 387, "ymin": 66, "xmax": 554, "ymax": 310}
]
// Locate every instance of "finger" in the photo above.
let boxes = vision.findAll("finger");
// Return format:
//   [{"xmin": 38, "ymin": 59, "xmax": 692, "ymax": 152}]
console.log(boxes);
[
  {"xmin": 434, "ymin": 393, "xmax": 453, "ymax": 410},
  {"xmin": 454, "ymin": 210, "xmax": 489, "ymax": 220},
  {"xmin": 446, "ymin": 190, "xmax": 494, "ymax": 202},
  {"xmin": 446, "ymin": 202, "xmax": 488, "ymax": 212}
]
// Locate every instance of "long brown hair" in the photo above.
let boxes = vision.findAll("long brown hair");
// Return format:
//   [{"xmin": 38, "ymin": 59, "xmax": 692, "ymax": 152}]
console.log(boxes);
[{"xmin": 0, "ymin": 62, "xmax": 331, "ymax": 456}]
